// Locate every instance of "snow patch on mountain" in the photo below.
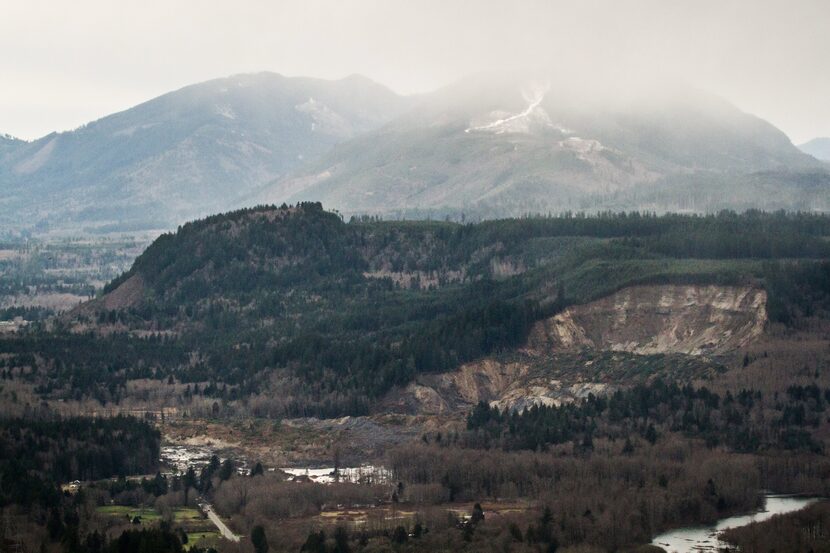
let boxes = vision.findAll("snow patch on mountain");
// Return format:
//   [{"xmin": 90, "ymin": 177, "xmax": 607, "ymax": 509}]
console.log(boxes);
[
  {"xmin": 113, "ymin": 123, "xmax": 162, "ymax": 137},
  {"xmin": 465, "ymin": 81, "xmax": 568, "ymax": 135},
  {"xmin": 215, "ymin": 105, "xmax": 237, "ymax": 120},
  {"xmin": 295, "ymin": 97, "xmax": 353, "ymax": 137},
  {"xmin": 559, "ymin": 137, "xmax": 606, "ymax": 155}
]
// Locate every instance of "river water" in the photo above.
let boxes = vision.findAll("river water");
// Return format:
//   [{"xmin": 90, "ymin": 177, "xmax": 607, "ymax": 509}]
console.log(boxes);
[{"xmin": 651, "ymin": 494, "xmax": 819, "ymax": 552}]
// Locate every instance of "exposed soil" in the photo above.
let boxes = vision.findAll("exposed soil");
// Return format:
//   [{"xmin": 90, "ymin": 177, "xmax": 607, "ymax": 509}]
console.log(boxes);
[
  {"xmin": 383, "ymin": 284, "xmax": 765, "ymax": 414},
  {"xmin": 531, "ymin": 284, "xmax": 767, "ymax": 356},
  {"xmin": 161, "ymin": 414, "xmax": 447, "ymax": 468}
]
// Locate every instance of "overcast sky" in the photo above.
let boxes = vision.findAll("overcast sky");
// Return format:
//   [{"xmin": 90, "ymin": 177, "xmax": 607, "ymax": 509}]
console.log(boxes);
[{"xmin": 2, "ymin": 0, "xmax": 828, "ymax": 143}]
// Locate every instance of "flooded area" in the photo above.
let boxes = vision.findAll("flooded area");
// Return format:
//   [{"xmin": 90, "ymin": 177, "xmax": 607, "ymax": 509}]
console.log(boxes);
[
  {"xmin": 160, "ymin": 444, "xmax": 217, "ymax": 473},
  {"xmin": 160, "ymin": 443, "xmax": 252, "ymax": 475},
  {"xmin": 280, "ymin": 465, "xmax": 391, "ymax": 484},
  {"xmin": 161, "ymin": 442, "xmax": 388, "ymax": 484},
  {"xmin": 651, "ymin": 494, "xmax": 820, "ymax": 553}
]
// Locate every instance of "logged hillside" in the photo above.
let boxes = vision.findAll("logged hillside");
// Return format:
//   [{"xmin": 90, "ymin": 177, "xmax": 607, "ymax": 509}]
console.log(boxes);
[{"xmin": 4, "ymin": 205, "xmax": 830, "ymax": 416}]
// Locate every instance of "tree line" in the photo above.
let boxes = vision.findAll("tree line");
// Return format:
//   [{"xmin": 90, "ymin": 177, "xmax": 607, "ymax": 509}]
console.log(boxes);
[{"xmin": 465, "ymin": 381, "xmax": 827, "ymax": 453}]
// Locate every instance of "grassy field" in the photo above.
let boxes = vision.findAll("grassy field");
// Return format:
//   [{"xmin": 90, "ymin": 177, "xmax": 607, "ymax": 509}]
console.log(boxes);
[
  {"xmin": 185, "ymin": 531, "xmax": 219, "ymax": 551},
  {"xmin": 97, "ymin": 505, "xmax": 205, "ymax": 526},
  {"xmin": 96, "ymin": 505, "xmax": 161, "ymax": 523},
  {"xmin": 174, "ymin": 507, "xmax": 204, "ymax": 522}
]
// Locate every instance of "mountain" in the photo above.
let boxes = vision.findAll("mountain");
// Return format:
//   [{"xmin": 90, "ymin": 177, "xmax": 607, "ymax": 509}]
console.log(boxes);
[
  {"xmin": 263, "ymin": 73, "xmax": 828, "ymax": 216},
  {"xmin": 4, "ymin": 72, "xmax": 828, "ymax": 235},
  {"xmin": 799, "ymin": 137, "xmax": 830, "ymax": 161},
  {"xmin": 0, "ymin": 73, "xmax": 407, "ymax": 233}
]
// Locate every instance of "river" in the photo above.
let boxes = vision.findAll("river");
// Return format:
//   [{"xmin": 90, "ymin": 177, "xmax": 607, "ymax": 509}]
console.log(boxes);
[{"xmin": 651, "ymin": 494, "xmax": 819, "ymax": 552}]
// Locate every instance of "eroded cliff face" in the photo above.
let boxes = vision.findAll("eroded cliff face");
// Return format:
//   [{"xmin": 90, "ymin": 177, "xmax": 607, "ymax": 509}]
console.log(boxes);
[
  {"xmin": 384, "ymin": 284, "xmax": 767, "ymax": 415},
  {"xmin": 383, "ymin": 360, "xmax": 531, "ymax": 415},
  {"xmin": 529, "ymin": 285, "xmax": 767, "ymax": 356}
]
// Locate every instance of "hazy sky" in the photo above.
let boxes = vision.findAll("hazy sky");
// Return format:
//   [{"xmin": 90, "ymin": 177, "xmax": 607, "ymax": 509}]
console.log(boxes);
[{"xmin": 2, "ymin": 0, "xmax": 828, "ymax": 143}]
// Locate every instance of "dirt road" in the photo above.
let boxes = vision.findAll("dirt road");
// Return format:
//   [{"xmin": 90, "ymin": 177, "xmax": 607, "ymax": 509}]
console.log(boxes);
[{"xmin": 199, "ymin": 501, "xmax": 240, "ymax": 542}]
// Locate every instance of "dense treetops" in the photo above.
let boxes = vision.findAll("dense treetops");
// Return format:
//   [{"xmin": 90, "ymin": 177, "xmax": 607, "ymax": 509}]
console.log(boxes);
[
  {"xmin": 0, "ymin": 415, "xmax": 160, "ymax": 508},
  {"xmin": 466, "ymin": 381, "xmax": 827, "ymax": 453},
  {"xmin": 108, "ymin": 205, "xmax": 830, "ymax": 298}
]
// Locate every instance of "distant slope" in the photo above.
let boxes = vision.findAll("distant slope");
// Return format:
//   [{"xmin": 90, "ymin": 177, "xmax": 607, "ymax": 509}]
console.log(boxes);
[
  {"xmin": 0, "ymin": 134, "xmax": 25, "ymax": 193},
  {"xmin": 5, "ymin": 72, "xmax": 828, "ymax": 235},
  {"xmin": 0, "ymin": 73, "xmax": 407, "ymax": 233},
  {"xmin": 799, "ymin": 138, "xmax": 830, "ymax": 161},
  {"xmin": 0, "ymin": 133, "xmax": 24, "ymax": 154},
  {"xmin": 264, "ymin": 73, "xmax": 827, "ymax": 216}
]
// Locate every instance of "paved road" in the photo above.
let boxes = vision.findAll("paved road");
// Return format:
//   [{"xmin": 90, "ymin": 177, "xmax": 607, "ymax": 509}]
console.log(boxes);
[{"xmin": 199, "ymin": 501, "xmax": 240, "ymax": 542}]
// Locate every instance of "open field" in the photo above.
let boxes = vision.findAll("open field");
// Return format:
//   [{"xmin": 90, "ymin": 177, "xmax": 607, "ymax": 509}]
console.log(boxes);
[
  {"xmin": 96, "ymin": 505, "xmax": 162, "ymax": 523},
  {"xmin": 185, "ymin": 531, "xmax": 220, "ymax": 551}
]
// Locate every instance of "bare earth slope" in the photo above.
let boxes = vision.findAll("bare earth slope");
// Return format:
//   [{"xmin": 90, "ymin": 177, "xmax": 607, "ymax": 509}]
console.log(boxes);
[
  {"xmin": 385, "ymin": 284, "xmax": 767, "ymax": 414},
  {"xmin": 530, "ymin": 285, "xmax": 767, "ymax": 356}
]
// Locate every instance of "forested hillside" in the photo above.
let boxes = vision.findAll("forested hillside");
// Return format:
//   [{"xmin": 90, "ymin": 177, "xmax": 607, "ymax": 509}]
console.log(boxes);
[
  {"xmin": 0, "ymin": 415, "xmax": 183, "ymax": 553},
  {"xmin": 2, "ymin": 204, "xmax": 830, "ymax": 416}
]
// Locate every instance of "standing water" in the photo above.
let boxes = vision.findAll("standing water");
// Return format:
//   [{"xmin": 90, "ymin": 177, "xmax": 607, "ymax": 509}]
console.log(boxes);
[{"xmin": 651, "ymin": 494, "xmax": 819, "ymax": 552}]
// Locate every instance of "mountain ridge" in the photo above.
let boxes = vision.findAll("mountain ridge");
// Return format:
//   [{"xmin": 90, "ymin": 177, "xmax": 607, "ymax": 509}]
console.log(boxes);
[
  {"xmin": 0, "ymin": 72, "xmax": 409, "ymax": 233},
  {"xmin": 3, "ymin": 72, "xmax": 829, "ymax": 235},
  {"xmin": 263, "ymin": 73, "xmax": 825, "ymax": 217}
]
